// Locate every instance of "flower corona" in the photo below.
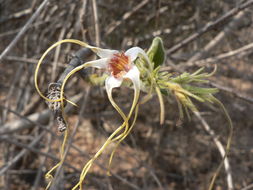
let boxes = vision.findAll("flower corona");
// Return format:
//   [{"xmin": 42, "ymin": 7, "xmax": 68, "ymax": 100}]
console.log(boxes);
[{"xmin": 108, "ymin": 52, "xmax": 131, "ymax": 78}]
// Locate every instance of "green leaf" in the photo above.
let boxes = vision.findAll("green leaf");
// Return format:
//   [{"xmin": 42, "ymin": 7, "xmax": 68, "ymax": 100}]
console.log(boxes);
[
  {"xmin": 147, "ymin": 37, "xmax": 166, "ymax": 68},
  {"xmin": 183, "ymin": 85, "xmax": 219, "ymax": 95}
]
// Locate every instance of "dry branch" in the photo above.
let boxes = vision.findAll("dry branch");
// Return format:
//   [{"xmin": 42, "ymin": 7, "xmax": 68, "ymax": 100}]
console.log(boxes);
[
  {"xmin": 0, "ymin": 93, "xmax": 83, "ymax": 135},
  {"xmin": 0, "ymin": 132, "xmax": 46, "ymax": 176},
  {"xmin": 167, "ymin": 0, "xmax": 253, "ymax": 55},
  {"xmin": 194, "ymin": 112, "xmax": 234, "ymax": 190},
  {"xmin": 184, "ymin": 42, "xmax": 253, "ymax": 67},
  {"xmin": 188, "ymin": 9, "xmax": 249, "ymax": 62},
  {"xmin": 0, "ymin": 0, "xmax": 50, "ymax": 63},
  {"xmin": 105, "ymin": 0, "xmax": 149, "ymax": 35}
]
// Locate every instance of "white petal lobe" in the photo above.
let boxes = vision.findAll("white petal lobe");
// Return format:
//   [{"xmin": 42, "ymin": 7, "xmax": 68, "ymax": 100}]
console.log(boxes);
[
  {"xmin": 123, "ymin": 66, "xmax": 140, "ymax": 90},
  {"xmin": 125, "ymin": 47, "xmax": 149, "ymax": 64},
  {"xmin": 105, "ymin": 76, "xmax": 123, "ymax": 94},
  {"xmin": 84, "ymin": 58, "xmax": 109, "ymax": 69}
]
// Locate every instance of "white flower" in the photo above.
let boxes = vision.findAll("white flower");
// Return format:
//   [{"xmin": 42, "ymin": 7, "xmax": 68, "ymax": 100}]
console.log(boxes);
[
  {"xmin": 85, "ymin": 46, "xmax": 152, "ymax": 128},
  {"xmin": 58, "ymin": 42, "xmax": 151, "ymax": 121},
  {"xmin": 86, "ymin": 46, "xmax": 150, "ymax": 105},
  {"xmin": 34, "ymin": 39, "xmax": 151, "ymax": 189},
  {"xmin": 35, "ymin": 39, "xmax": 150, "ymax": 112},
  {"xmin": 35, "ymin": 39, "xmax": 151, "ymax": 123}
]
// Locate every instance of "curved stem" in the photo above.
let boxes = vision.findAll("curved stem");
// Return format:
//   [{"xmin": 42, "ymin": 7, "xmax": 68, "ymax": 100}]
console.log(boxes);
[
  {"xmin": 207, "ymin": 97, "xmax": 233, "ymax": 190},
  {"xmin": 155, "ymin": 86, "xmax": 165, "ymax": 125}
]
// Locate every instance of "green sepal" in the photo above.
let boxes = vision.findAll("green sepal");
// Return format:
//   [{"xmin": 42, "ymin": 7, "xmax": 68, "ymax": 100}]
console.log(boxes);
[{"xmin": 147, "ymin": 37, "xmax": 166, "ymax": 68}]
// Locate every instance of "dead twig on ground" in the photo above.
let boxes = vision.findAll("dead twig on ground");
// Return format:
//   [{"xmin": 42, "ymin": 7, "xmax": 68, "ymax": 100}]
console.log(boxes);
[
  {"xmin": 0, "ymin": 93, "xmax": 83, "ymax": 135},
  {"xmin": 209, "ymin": 82, "xmax": 253, "ymax": 104},
  {"xmin": 240, "ymin": 183, "xmax": 253, "ymax": 190},
  {"xmin": 166, "ymin": 0, "xmax": 253, "ymax": 55},
  {"xmin": 188, "ymin": 9, "xmax": 248, "ymax": 62},
  {"xmin": 0, "ymin": 21, "xmax": 49, "ymax": 38},
  {"xmin": 51, "ymin": 4, "xmax": 76, "ymax": 81},
  {"xmin": 105, "ymin": 0, "xmax": 149, "ymax": 35},
  {"xmin": 31, "ymin": 130, "xmax": 53, "ymax": 190},
  {"xmin": 0, "ymin": 8, "xmax": 32, "ymax": 23},
  {"xmin": 0, "ymin": 132, "xmax": 46, "ymax": 176},
  {"xmin": 0, "ymin": 133, "xmax": 79, "ymax": 173},
  {"xmin": 1, "ymin": 65, "xmax": 24, "ymax": 123},
  {"xmin": 194, "ymin": 112, "xmax": 234, "ymax": 190},
  {"xmin": 92, "ymin": 0, "xmax": 101, "ymax": 47},
  {"xmin": 0, "ymin": 0, "xmax": 50, "ymax": 63},
  {"xmin": 182, "ymin": 42, "xmax": 253, "ymax": 67}
]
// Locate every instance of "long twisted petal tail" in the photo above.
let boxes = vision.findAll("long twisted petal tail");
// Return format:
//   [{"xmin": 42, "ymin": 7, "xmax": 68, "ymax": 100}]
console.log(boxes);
[
  {"xmin": 108, "ymin": 103, "xmax": 139, "ymax": 174},
  {"xmin": 34, "ymin": 39, "xmax": 94, "ymax": 190},
  {"xmin": 35, "ymin": 39, "xmax": 96, "ymax": 103},
  {"xmin": 111, "ymin": 65, "xmax": 140, "ymax": 143},
  {"xmin": 72, "ymin": 118, "xmax": 130, "ymax": 189},
  {"xmin": 107, "ymin": 66, "xmax": 141, "ymax": 172},
  {"xmin": 60, "ymin": 58, "xmax": 112, "ymax": 115}
]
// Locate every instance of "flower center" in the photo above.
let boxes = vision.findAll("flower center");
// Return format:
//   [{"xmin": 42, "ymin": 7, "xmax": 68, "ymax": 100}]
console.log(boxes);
[{"xmin": 108, "ymin": 52, "xmax": 131, "ymax": 78}]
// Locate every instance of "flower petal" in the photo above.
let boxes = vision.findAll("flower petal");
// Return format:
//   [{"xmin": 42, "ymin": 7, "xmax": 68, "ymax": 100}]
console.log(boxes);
[
  {"xmin": 105, "ymin": 76, "xmax": 127, "ymax": 120},
  {"xmin": 84, "ymin": 58, "xmax": 109, "ymax": 69},
  {"xmin": 125, "ymin": 47, "xmax": 149, "ymax": 63},
  {"xmin": 123, "ymin": 65, "xmax": 140, "ymax": 90},
  {"xmin": 90, "ymin": 47, "xmax": 118, "ymax": 58},
  {"xmin": 105, "ymin": 76, "xmax": 123, "ymax": 94}
]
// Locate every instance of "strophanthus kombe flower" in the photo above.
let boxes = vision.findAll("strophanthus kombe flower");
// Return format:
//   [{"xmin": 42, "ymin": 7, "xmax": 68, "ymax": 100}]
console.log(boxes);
[
  {"xmin": 34, "ymin": 39, "xmax": 151, "ymax": 190},
  {"xmin": 60, "ymin": 40, "xmax": 151, "ymax": 125},
  {"xmin": 35, "ymin": 39, "xmax": 150, "ymax": 118},
  {"xmin": 86, "ymin": 45, "xmax": 148, "ymax": 113}
]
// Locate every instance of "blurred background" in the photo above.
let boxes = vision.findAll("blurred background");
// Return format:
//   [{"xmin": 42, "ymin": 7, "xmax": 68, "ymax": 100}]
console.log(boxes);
[{"xmin": 0, "ymin": 0, "xmax": 253, "ymax": 189}]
